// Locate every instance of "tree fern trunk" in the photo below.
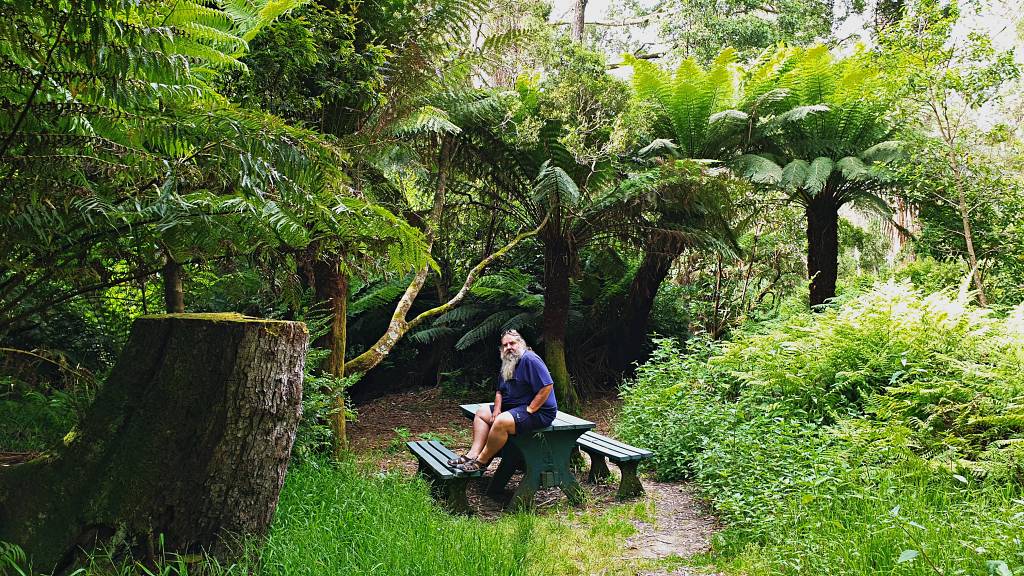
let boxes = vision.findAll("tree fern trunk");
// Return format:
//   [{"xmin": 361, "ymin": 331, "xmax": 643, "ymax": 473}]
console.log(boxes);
[
  {"xmin": 806, "ymin": 194, "xmax": 839, "ymax": 308},
  {"xmin": 611, "ymin": 245, "xmax": 677, "ymax": 374},
  {"xmin": 0, "ymin": 314, "xmax": 306, "ymax": 574},
  {"xmin": 542, "ymin": 239, "xmax": 581, "ymax": 412}
]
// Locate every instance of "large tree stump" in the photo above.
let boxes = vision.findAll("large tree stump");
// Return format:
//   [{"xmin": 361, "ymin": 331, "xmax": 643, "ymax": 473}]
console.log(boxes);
[{"xmin": 0, "ymin": 314, "xmax": 307, "ymax": 573}]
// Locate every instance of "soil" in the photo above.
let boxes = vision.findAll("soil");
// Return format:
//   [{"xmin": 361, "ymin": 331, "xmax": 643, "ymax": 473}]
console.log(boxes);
[{"xmin": 348, "ymin": 387, "xmax": 721, "ymax": 565}]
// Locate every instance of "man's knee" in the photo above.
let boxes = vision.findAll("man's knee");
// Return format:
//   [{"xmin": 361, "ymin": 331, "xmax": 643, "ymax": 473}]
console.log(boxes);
[
  {"xmin": 475, "ymin": 406, "xmax": 493, "ymax": 423},
  {"xmin": 494, "ymin": 412, "xmax": 515, "ymax": 432}
]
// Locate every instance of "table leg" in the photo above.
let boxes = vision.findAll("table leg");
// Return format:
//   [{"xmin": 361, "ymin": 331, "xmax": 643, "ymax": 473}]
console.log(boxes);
[
  {"xmin": 487, "ymin": 450, "xmax": 522, "ymax": 498},
  {"xmin": 560, "ymin": 475, "xmax": 586, "ymax": 506},
  {"xmin": 509, "ymin": 461, "xmax": 540, "ymax": 511}
]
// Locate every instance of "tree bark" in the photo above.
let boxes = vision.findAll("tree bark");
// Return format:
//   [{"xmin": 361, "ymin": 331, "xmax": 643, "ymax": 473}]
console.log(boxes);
[
  {"xmin": 950, "ymin": 155, "xmax": 988, "ymax": 306},
  {"xmin": 571, "ymin": 0, "xmax": 588, "ymax": 42},
  {"xmin": 313, "ymin": 254, "xmax": 349, "ymax": 456},
  {"xmin": 805, "ymin": 194, "xmax": 840, "ymax": 308},
  {"xmin": 542, "ymin": 238, "xmax": 581, "ymax": 412},
  {"xmin": 162, "ymin": 258, "xmax": 184, "ymax": 313},
  {"xmin": 0, "ymin": 314, "xmax": 307, "ymax": 574},
  {"xmin": 344, "ymin": 218, "xmax": 547, "ymax": 377},
  {"xmin": 610, "ymin": 246, "xmax": 676, "ymax": 374}
]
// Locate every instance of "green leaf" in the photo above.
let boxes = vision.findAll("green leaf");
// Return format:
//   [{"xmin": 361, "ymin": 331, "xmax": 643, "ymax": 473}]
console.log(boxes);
[
  {"xmin": 987, "ymin": 560, "xmax": 1013, "ymax": 576},
  {"xmin": 733, "ymin": 154, "xmax": 783, "ymax": 185},
  {"xmin": 897, "ymin": 550, "xmax": 919, "ymax": 563}
]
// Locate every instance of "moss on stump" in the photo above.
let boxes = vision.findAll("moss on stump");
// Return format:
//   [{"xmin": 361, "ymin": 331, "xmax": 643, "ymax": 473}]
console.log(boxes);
[{"xmin": 0, "ymin": 314, "xmax": 307, "ymax": 573}]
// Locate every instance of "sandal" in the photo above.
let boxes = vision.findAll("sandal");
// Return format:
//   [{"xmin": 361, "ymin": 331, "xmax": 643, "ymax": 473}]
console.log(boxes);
[
  {"xmin": 455, "ymin": 458, "xmax": 492, "ymax": 473},
  {"xmin": 447, "ymin": 454, "xmax": 472, "ymax": 466}
]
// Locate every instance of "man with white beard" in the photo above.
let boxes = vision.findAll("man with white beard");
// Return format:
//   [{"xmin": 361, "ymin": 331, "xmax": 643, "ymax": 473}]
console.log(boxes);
[{"xmin": 449, "ymin": 329, "xmax": 557, "ymax": 473}]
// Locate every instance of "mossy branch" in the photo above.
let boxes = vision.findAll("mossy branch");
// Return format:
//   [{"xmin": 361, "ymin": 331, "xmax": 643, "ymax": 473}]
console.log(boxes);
[{"xmin": 344, "ymin": 215, "xmax": 548, "ymax": 376}]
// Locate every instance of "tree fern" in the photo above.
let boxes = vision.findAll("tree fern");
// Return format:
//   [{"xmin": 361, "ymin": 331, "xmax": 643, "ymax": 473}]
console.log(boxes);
[
  {"xmin": 0, "ymin": 0, "xmax": 430, "ymax": 334},
  {"xmin": 735, "ymin": 44, "xmax": 906, "ymax": 306}
]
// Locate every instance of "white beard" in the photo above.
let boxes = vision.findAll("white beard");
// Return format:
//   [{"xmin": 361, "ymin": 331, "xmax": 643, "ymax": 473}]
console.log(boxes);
[{"xmin": 500, "ymin": 348, "xmax": 522, "ymax": 381}]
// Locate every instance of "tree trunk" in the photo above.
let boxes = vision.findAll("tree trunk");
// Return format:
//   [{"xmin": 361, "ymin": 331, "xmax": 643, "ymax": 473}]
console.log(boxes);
[
  {"xmin": 0, "ymin": 314, "xmax": 307, "ymax": 574},
  {"xmin": 542, "ymin": 238, "xmax": 581, "ymax": 412},
  {"xmin": 571, "ymin": 0, "xmax": 588, "ymax": 42},
  {"xmin": 950, "ymin": 156, "xmax": 988, "ymax": 306},
  {"xmin": 805, "ymin": 194, "xmax": 840, "ymax": 308},
  {"xmin": 610, "ymin": 246, "xmax": 677, "ymax": 374},
  {"xmin": 313, "ymin": 255, "xmax": 349, "ymax": 456},
  {"xmin": 162, "ymin": 258, "xmax": 184, "ymax": 313}
]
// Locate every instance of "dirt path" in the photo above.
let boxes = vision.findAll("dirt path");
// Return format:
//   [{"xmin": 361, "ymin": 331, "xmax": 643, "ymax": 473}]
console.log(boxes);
[{"xmin": 349, "ymin": 387, "xmax": 720, "ymax": 566}]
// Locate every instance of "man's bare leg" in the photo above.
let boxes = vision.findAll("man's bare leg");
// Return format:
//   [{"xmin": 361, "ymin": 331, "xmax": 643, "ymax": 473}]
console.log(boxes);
[
  {"xmin": 466, "ymin": 406, "xmax": 493, "ymax": 459},
  {"xmin": 476, "ymin": 412, "xmax": 515, "ymax": 464}
]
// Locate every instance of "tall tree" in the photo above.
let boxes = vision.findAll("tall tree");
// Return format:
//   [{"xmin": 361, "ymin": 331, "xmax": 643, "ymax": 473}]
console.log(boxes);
[
  {"xmin": 611, "ymin": 50, "xmax": 743, "ymax": 370},
  {"xmin": 734, "ymin": 45, "xmax": 904, "ymax": 307},
  {"xmin": 0, "ymin": 0, "xmax": 429, "ymax": 340},
  {"xmin": 875, "ymin": 0, "xmax": 1020, "ymax": 305}
]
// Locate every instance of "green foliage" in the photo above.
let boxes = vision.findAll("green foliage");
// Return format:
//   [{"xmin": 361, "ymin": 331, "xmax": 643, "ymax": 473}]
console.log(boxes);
[
  {"xmin": 619, "ymin": 283, "xmax": 1024, "ymax": 574},
  {"xmin": 0, "ymin": 375, "xmax": 93, "ymax": 452},
  {"xmin": 616, "ymin": 337, "xmax": 732, "ymax": 480},
  {"xmin": 292, "ymin": 347, "xmax": 360, "ymax": 462},
  {"xmin": 0, "ymin": 541, "xmax": 28, "ymax": 576},
  {"xmin": 735, "ymin": 45, "xmax": 901, "ymax": 209},
  {"xmin": 601, "ymin": 0, "xmax": 843, "ymax": 65},
  {"xmin": 0, "ymin": 0, "xmax": 430, "ymax": 340},
  {"xmin": 625, "ymin": 48, "xmax": 745, "ymax": 160}
]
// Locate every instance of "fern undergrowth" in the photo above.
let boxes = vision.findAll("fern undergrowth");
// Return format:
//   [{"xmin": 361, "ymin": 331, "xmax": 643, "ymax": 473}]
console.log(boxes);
[{"xmin": 618, "ymin": 281, "xmax": 1024, "ymax": 575}]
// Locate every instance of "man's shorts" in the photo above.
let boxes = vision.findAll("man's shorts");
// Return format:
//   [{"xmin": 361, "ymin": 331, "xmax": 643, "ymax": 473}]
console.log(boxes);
[{"xmin": 504, "ymin": 405, "xmax": 556, "ymax": 434}]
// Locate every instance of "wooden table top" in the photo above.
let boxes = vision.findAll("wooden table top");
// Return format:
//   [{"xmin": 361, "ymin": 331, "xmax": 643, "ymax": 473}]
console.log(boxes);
[{"xmin": 459, "ymin": 403, "xmax": 595, "ymax": 432}]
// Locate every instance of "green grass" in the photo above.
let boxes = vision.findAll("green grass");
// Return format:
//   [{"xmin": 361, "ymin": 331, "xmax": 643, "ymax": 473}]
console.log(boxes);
[
  {"xmin": 705, "ymin": 461, "xmax": 1024, "ymax": 575},
  {"xmin": 261, "ymin": 459, "xmax": 675, "ymax": 576},
  {"xmin": 260, "ymin": 459, "xmax": 536, "ymax": 576}
]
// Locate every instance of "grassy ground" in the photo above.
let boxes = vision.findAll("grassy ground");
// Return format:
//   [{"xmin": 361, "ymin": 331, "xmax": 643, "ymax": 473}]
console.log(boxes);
[{"xmin": 258, "ymin": 457, "xmax": 712, "ymax": 576}]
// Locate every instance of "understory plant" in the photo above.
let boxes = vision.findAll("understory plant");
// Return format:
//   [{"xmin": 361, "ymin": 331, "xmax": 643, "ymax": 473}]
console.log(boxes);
[{"xmin": 618, "ymin": 281, "xmax": 1024, "ymax": 574}]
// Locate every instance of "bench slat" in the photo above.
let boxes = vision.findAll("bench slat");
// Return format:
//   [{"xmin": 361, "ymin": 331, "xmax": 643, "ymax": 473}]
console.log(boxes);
[
  {"xmin": 423, "ymin": 440, "xmax": 458, "ymax": 463},
  {"xmin": 578, "ymin": 434, "xmax": 633, "ymax": 456},
  {"xmin": 581, "ymin": 431, "xmax": 653, "ymax": 456},
  {"xmin": 577, "ymin": 431, "xmax": 652, "ymax": 462},
  {"xmin": 578, "ymin": 435, "xmax": 638, "ymax": 461},
  {"xmin": 408, "ymin": 441, "xmax": 456, "ymax": 479},
  {"xmin": 407, "ymin": 440, "xmax": 482, "ymax": 479}
]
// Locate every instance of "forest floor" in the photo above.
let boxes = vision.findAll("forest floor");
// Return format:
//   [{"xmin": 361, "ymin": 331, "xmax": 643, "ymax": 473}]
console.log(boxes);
[{"xmin": 349, "ymin": 388, "xmax": 720, "ymax": 574}]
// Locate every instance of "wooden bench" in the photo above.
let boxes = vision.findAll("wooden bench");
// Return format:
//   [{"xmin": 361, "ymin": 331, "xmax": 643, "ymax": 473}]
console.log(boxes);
[
  {"xmin": 407, "ymin": 440, "xmax": 483, "ymax": 514},
  {"xmin": 576, "ymin": 431, "xmax": 653, "ymax": 499}
]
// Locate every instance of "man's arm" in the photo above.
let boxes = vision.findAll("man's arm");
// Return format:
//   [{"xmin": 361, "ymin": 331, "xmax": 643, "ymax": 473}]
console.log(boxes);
[
  {"xmin": 525, "ymin": 384, "xmax": 553, "ymax": 414},
  {"xmin": 493, "ymin": 391, "xmax": 502, "ymax": 417}
]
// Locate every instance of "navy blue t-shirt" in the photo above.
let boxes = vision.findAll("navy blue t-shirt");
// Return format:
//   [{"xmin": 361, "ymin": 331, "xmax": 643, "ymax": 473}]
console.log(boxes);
[{"xmin": 497, "ymin": 350, "xmax": 558, "ymax": 412}]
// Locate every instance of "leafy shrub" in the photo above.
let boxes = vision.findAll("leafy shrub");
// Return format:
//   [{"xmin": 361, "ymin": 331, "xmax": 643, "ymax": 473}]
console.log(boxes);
[
  {"xmin": 616, "ymin": 337, "xmax": 732, "ymax": 481},
  {"xmin": 0, "ymin": 378, "xmax": 89, "ymax": 452},
  {"xmin": 893, "ymin": 256, "xmax": 968, "ymax": 294},
  {"xmin": 290, "ymin": 348, "xmax": 359, "ymax": 463},
  {"xmin": 618, "ymin": 282, "xmax": 1024, "ymax": 574}
]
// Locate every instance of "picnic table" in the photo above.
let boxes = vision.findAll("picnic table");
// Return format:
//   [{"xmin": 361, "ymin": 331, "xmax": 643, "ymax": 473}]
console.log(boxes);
[{"xmin": 459, "ymin": 403, "xmax": 595, "ymax": 510}]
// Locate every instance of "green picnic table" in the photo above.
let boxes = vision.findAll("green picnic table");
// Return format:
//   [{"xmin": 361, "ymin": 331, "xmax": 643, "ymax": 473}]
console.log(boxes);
[{"xmin": 459, "ymin": 403, "xmax": 595, "ymax": 510}]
